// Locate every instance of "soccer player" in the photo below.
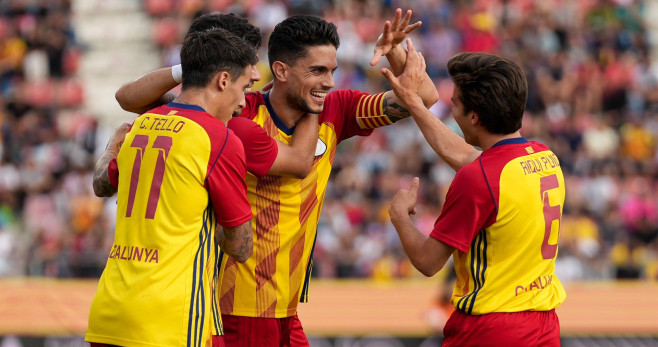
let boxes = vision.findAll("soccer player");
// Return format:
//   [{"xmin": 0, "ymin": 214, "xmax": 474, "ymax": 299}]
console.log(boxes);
[
  {"xmin": 115, "ymin": 13, "xmax": 319, "ymax": 179},
  {"xmin": 85, "ymin": 28, "xmax": 258, "ymax": 347},
  {"xmin": 115, "ymin": 10, "xmax": 438, "ymax": 346},
  {"xmin": 383, "ymin": 44, "xmax": 565, "ymax": 346}
]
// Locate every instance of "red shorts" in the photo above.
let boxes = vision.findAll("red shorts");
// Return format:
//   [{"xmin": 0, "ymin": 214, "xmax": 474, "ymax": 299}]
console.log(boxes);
[
  {"xmin": 220, "ymin": 314, "xmax": 309, "ymax": 347},
  {"xmin": 442, "ymin": 309, "xmax": 560, "ymax": 347}
]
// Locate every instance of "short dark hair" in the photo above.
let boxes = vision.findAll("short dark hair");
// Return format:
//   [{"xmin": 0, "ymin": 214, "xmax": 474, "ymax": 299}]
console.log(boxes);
[
  {"xmin": 187, "ymin": 12, "xmax": 262, "ymax": 49},
  {"xmin": 267, "ymin": 15, "xmax": 339, "ymax": 69},
  {"xmin": 180, "ymin": 28, "xmax": 258, "ymax": 89},
  {"xmin": 447, "ymin": 52, "xmax": 528, "ymax": 135}
]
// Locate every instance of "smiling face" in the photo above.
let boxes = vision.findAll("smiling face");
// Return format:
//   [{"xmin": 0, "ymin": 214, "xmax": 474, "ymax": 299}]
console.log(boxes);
[{"xmin": 282, "ymin": 44, "xmax": 337, "ymax": 114}]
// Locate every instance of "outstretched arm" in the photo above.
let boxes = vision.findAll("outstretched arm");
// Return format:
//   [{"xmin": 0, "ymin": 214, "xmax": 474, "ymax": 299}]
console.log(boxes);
[
  {"xmin": 370, "ymin": 8, "xmax": 438, "ymax": 115},
  {"xmin": 389, "ymin": 177, "xmax": 453, "ymax": 277},
  {"xmin": 216, "ymin": 221, "xmax": 253, "ymax": 263},
  {"xmin": 268, "ymin": 113, "xmax": 319, "ymax": 178},
  {"xmin": 381, "ymin": 39, "xmax": 480, "ymax": 170},
  {"xmin": 115, "ymin": 67, "xmax": 179, "ymax": 114},
  {"xmin": 93, "ymin": 123, "xmax": 131, "ymax": 197}
]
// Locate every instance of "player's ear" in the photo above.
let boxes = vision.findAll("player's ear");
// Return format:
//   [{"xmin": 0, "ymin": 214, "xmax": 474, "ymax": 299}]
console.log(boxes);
[
  {"xmin": 216, "ymin": 71, "xmax": 231, "ymax": 91},
  {"xmin": 272, "ymin": 61, "xmax": 288, "ymax": 82},
  {"xmin": 470, "ymin": 111, "xmax": 479, "ymax": 125}
]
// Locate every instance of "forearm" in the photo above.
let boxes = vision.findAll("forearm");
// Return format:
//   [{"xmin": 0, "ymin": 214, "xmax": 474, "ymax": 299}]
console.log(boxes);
[
  {"xmin": 92, "ymin": 148, "xmax": 119, "ymax": 198},
  {"xmin": 386, "ymin": 45, "xmax": 438, "ymax": 107},
  {"xmin": 268, "ymin": 114, "xmax": 319, "ymax": 178},
  {"xmin": 115, "ymin": 68, "xmax": 179, "ymax": 114},
  {"xmin": 216, "ymin": 220, "xmax": 253, "ymax": 263},
  {"xmin": 407, "ymin": 100, "xmax": 481, "ymax": 171},
  {"xmin": 390, "ymin": 212, "xmax": 438, "ymax": 277}
]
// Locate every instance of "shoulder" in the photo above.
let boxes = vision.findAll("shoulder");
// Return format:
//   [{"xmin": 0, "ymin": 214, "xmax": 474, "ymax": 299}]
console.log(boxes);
[
  {"xmin": 325, "ymin": 89, "xmax": 367, "ymax": 104},
  {"xmin": 452, "ymin": 159, "xmax": 489, "ymax": 192},
  {"xmin": 227, "ymin": 117, "xmax": 272, "ymax": 146}
]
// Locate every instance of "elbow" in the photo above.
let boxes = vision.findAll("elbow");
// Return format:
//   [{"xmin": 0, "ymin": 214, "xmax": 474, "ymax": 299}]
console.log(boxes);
[
  {"xmin": 291, "ymin": 162, "xmax": 313, "ymax": 179},
  {"xmin": 234, "ymin": 248, "xmax": 253, "ymax": 263},
  {"xmin": 415, "ymin": 261, "xmax": 441, "ymax": 277},
  {"xmin": 115, "ymin": 86, "xmax": 134, "ymax": 112}
]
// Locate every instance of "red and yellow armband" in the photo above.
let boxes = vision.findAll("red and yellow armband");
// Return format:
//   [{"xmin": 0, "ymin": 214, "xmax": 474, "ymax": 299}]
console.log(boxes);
[{"xmin": 356, "ymin": 92, "xmax": 393, "ymax": 129}]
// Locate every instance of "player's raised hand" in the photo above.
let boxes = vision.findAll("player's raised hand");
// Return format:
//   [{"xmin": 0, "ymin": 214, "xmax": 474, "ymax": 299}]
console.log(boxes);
[
  {"xmin": 370, "ymin": 8, "xmax": 422, "ymax": 66},
  {"xmin": 380, "ymin": 38, "xmax": 426, "ymax": 106},
  {"xmin": 390, "ymin": 177, "xmax": 420, "ymax": 217}
]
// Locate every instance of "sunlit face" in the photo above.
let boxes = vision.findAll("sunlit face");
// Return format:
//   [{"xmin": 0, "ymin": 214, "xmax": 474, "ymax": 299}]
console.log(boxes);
[
  {"xmin": 232, "ymin": 58, "xmax": 262, "ymax": 117},
  {"xmin": 283, "ymin": 44, "xmax": 337, "ymax": 114},
  {"xmin": 451, "ymin": 87, "xmax": 478, "ymax": 146},
  {"xmin": 226, "ymin": 65, "xmax": 256, "ymax": 120}
]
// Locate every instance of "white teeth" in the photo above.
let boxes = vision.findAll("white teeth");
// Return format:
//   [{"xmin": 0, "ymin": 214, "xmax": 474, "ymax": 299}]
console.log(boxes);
[{"xmin": 311, "ymin": 91, "xmax": 327, "ymax": 99}]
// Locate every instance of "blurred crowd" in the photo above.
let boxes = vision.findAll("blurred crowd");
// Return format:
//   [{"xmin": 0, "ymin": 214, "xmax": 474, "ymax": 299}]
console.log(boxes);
[{"xmin": 0, "ymin": 0, "xmax": 657, "ymax": 283}]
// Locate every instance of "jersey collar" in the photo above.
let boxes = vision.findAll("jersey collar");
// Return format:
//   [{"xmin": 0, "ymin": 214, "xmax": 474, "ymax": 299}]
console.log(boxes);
[
  {"xmin": 492, "ymin": 137, "xmax": 528, "ymax": 148},
  {"xmin": 168, "ymin": 102, "xmax": 206, "ymax": 113},
  {"xmin": 263, "ymin": 92, "xmax": 295, "ymax": 136}
]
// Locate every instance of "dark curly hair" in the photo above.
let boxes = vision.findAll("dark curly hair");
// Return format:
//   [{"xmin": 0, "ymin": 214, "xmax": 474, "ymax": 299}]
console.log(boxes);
[
  {"xmin": 267, "ymin": 15, "xmax": 339, "ymax": 69},
  {"xmin": 187, "ymin": 12, "xmax": 262, "ymax": 49},
  {"xmin": 448, "ymin": 52, "xmax": 528, "ymax": 135}
]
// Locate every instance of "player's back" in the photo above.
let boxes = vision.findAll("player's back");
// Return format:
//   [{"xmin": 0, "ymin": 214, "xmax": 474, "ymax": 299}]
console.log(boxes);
[
  {"xmin": 451, "ymin": 138, "xmax": 566, "ymax": 315},
  {"xmin": 87, "ymin": 103, "xmax": 230, "ymax": 347}
]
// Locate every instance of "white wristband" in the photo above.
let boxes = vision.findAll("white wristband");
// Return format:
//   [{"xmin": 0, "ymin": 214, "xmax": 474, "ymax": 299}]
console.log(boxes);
[{"xmin": 171, "ymin": 64, "xmax": 182, "ymax": 84}]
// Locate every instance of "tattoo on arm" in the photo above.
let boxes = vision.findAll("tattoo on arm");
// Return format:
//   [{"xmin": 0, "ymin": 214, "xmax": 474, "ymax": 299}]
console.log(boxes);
[
  {"xmin": 216, "ymin": 221, "xmax": 253, "ymax": 263},
  {"xmin": 92, "ymin": 148, "xmax": 119, "ymax": 197},
  {"xmin": 383, "ymin": 93, "xmax": 412, "ymax": 123}
]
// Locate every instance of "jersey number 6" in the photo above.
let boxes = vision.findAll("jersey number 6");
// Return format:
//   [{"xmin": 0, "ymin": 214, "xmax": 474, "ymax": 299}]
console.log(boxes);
[
  {"xmin": 125, "ymin": 134, "xmax": 173, "ymax": 219},
  {"xmin": 540, "ymin": 174, "xmax": 561, "ymax": 259}
]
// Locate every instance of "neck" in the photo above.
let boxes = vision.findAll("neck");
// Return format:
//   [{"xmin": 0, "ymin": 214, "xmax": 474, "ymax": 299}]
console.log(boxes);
[
  {"xmin": 174, "ymin": 89, "xmax": 230, "ymax": 125},
  {"xmin": 268, "ymin": 84, "xmax": 306, "ymax": 128},
  {"xmin": 478, "ymin": 130, "xmax": 522, "ymax": 151}
]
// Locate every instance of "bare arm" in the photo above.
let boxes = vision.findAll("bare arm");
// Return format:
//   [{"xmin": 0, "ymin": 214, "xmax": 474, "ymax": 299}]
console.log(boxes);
[
  {"xmin": 371, "ymin": 8, "xmax": 439, "ymax": 113},
  {"xmin": 389, "ymin": 177, "xmax": 453, "ymax": 277},
  {"xmin": 216, "ymin": 220, "xmax": 253, "ymax": 263},
  {"xmin": 93, "ymin": 123, "xmax": 131, "ymax": 197},
  {"xmin": 381, "ymin": 39, "xmax": 480, "ymax": 170},
  {"xmin": 268, "ymin": 114, "xmax": 319, "ymax": 178},
  {"xmin": 115, "ymin": 67, "xmax": 178, "ymax": 114}
]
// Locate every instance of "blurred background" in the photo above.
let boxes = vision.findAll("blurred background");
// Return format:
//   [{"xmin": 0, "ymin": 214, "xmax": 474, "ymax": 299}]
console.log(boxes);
[{"xmin": 0, "ymin": 0, "xmax": 657, "ymax": 346}]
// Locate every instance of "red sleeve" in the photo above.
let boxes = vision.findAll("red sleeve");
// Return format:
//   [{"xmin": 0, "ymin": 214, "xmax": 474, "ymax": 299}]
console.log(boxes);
[
  {"xmin": 228, "ymin": 117, "xmax": 278, "ymax": 177},
  {"xmin": 430, "ymin": 162, "xmax": 497, "ymax": 253},
  {"xmin": 321, "ymin": 89, "xmax": 374, "ymax": 142},
  {"xmin": 205, "ymin": 131, "xmax": 252, "ymax": 228},
  {"xmin": 108, "ymin": 157, "xmax": 118, "ymax": 190}
]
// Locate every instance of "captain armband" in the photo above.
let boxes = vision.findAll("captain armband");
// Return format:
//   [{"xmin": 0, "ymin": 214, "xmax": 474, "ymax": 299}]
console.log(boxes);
[{"xmin": 356, "ymin": 92, "xmax": 395, "ymax": 129}]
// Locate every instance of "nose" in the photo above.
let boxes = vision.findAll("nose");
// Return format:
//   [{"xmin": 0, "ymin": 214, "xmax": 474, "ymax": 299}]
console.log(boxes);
[
  {"xmin": 323, "ymin": 72, "xmax": 335, "ymax": 89},
  {"xmin": 251, "ymin": 66, "xmax": 261, "ymax": 82}
]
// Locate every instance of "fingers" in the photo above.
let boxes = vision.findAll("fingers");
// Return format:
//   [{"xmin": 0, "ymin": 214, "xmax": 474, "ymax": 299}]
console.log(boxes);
[
  {"xmin": 380, "ymin": 68, "xmax": 397, "ymax": 85},
  {"xmin": 406, "ymin": 38, "xmax": 416, "ymax": 54},
  {"xmin": 261, "ymin": 80, "xmax": 273, "ymax": 91},
  {"xmin": 400, "ymin": 9, "xmax": 412, "ymax": 28},
  {"xmin": 410, "ymin": 177, "xmax": 420, "ymax": 193},
  {"xmin": 392, "ymin": 8, "xmax": 402, "ymax": 29},
  {"xmin": 404, "ymin": 21, "xmax": 422, "ymax": 34},
  {"xmin": 370, "ymin": 50, "xmax": 383, "ymax": 66},
  {"xmin": 382, "ymin": 20, "xmax": 391, "ymax": 38}
]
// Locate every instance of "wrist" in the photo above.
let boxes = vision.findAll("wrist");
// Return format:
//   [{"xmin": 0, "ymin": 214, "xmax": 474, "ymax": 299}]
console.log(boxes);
[
  {"xmin": 389, "ymin": 206, "xmax": 410, "ymax": 224},
  {"xmin": 171, "ymin": 64, "xmax": 183, "ymax": 84}
]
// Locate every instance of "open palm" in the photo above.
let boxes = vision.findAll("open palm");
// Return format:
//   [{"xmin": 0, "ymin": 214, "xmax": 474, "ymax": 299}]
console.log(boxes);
[{"xmin": 370, "ymin": 8, "xmax": 422, "ymax": 66}]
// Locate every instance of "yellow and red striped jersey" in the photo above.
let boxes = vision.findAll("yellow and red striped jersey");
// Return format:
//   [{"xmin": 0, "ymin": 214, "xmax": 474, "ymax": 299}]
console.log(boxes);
[
  {"xmin": 431, "ymin": 138, "xmax": 566, "ymax": 315},
  {"xmin": 216, "ymin": 90, "xmax": 379, "ymax": 321},
  {"xmin": 86, "ymin": 103, "xmax": 252, "ymax": 347}
]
